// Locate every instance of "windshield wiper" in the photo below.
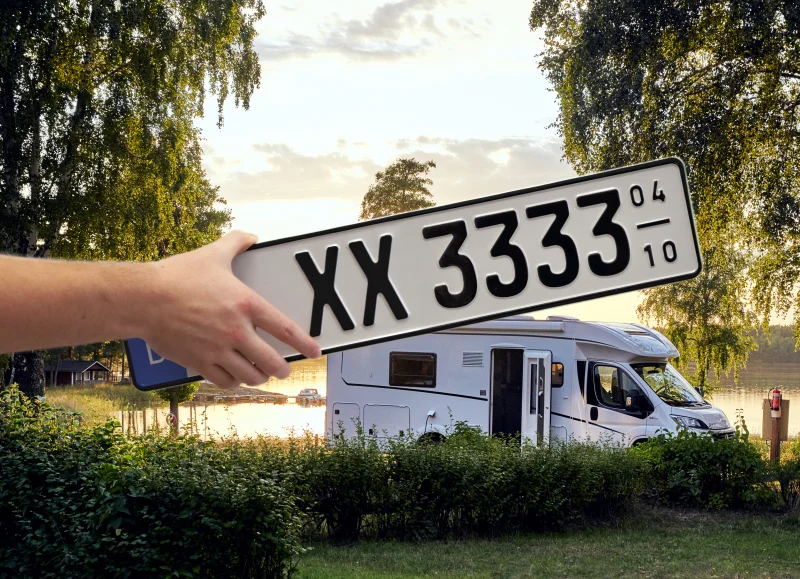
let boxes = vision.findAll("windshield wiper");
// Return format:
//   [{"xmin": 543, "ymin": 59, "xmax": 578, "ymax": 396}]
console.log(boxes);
[{"xmin": 661, "ymin": 399, "xmax": 695, "ymax": 407}]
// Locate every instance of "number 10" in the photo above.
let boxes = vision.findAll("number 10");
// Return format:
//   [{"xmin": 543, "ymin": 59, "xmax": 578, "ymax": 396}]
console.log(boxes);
[{"xmin": 644, "ymin": 241, "xmax": 677, "ymax": 266}]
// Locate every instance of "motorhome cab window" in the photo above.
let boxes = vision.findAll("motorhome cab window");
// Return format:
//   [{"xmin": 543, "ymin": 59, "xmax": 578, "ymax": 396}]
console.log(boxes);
[
  {"xmin": 631, "ymin": 363, "xmax": 707, "ymax": 407},
  {"xmin": 389, "ymin": 353, "xmax": 436, "ymax": 387},
  {"xmin": 591, "ymin": 365, "xmax": 652, "ymax": 414}
]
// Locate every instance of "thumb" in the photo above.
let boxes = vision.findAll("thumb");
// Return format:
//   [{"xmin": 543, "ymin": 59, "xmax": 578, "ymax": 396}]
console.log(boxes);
[{"xmin": 214, "ymin": 230, "xmax": 258, "ymax": 258}]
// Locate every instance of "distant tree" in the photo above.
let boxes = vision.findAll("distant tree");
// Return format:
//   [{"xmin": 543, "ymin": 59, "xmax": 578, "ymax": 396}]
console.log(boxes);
[
  {"xmin": 748, "ymin": 325, "xmax": 800, "ymax": 364},
  {"xmin": 155, "ymin": 383, "xmax": 200, "ymax": 435},
  {"xmin": 359, "ymin": 158, "xmax": 436, "ymax": 220},
  {"xmin": 0, "ymin": 0, "xmax": 265, "ymax": 397},
  {"xmin": 529, "ymin": 1, "xmax": 800, "ymax": 338},
  {"xmin": 637, "ymin": 247, "xmax": 757, "ymax": 396}
]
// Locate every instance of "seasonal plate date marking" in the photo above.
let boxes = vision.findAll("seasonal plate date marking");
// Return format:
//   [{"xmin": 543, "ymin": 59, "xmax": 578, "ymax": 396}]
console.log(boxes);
[{"xmin": 127, "ymin": 157, "xmax": 701, "ymax": 391}]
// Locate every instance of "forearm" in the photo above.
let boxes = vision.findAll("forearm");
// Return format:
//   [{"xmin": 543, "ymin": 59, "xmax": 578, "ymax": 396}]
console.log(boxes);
[
  {"xmin": 0, "ymin": 231, "xmax": 320, "ymax": 388},
  {"xmin": 0, "ymin": 255, "xmax": 154, "ymax": 353}
]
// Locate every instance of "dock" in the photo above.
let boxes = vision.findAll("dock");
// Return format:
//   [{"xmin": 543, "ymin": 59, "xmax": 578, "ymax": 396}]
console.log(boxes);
[{"xmin": 192, "ymin": 392, "xmax": 326, "ymax": 406}]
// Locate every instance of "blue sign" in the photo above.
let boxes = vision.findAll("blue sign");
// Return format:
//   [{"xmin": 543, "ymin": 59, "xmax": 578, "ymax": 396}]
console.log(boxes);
[{"xmin": 126, "ymin": 338, "xmax": 199, "ymax": 391}]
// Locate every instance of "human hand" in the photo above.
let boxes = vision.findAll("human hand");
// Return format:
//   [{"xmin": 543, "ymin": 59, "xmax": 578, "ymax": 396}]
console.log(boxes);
[{"xmin": 134, "ymin": 230, "xmax": 321, "ymax": 389}]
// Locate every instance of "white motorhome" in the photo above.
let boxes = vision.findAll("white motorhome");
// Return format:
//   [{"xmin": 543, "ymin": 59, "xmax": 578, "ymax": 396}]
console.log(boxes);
[{"xmin": 325, "ymin": 315, "xmax": 733, "ymax": 446}]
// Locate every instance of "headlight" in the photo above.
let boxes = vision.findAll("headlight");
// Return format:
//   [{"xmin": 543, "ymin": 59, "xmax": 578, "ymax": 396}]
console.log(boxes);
[{"xmin": 671, "ymin": 415, "xmax": 708, "ymax": 429}]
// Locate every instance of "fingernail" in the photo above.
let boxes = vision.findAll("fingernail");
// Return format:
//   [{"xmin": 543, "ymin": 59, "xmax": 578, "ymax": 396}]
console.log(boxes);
[{"xmin": 312, "ymin": 346, "xmax": 322, "ymax": 359}]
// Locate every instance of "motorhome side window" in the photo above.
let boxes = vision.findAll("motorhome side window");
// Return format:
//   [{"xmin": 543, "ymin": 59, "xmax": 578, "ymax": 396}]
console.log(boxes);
[
  {"xmin": 592, "ymin": 365, "xmax": 652, "ymax": 414},
  {"xmin": 389, "ymin": 352, "xmax": 436, "ymax": 387},
  {"xmin": 551, "ymin": 362, "xmax": 564, "ymax": 387}
]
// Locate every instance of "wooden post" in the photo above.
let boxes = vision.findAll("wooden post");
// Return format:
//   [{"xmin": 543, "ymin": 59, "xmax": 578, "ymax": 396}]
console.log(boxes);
[
  {"xmin": 770, "ymin": 415, "xmax": 781, "ymax": 463},
  {"xmin": 170, "ymin": 392, "xmax": 179, "ymax": 435}
]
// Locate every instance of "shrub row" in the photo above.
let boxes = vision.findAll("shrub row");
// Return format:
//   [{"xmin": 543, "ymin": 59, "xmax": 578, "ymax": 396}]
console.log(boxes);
[
  {"xmin": 4, "ymin": 385, "xmax": 800, "ymax": 577},
  {"xmin": 634, "ymin": 429, "xmax": 768, "ymax": 509},
  {"xmin": 0, "ymin": 389, "xmax": 302, "ymax": 579},
  {"xmin": 275, "ymin": 423, "xmax": 648, "ymax": 542}
]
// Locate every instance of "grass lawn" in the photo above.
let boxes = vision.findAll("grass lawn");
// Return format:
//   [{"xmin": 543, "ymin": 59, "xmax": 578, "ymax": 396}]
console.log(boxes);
[
  {"xmin": 45, "ymin": 383, "xmax": 158, "ymax": 425},
  {"xmin": 298, "ymin": 507, "xmax": 800, "ymax": 578}
]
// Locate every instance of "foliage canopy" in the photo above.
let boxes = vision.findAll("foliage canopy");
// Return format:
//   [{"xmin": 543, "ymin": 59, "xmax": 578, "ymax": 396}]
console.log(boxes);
[
  {"xmin": 637, "ymin": 246, "xmax": 757, "ymax": 394},
  {"xmin": 359, "ymin": 158, "xmax": 437, "ymax": 221},
  {"xmin": 154, "ymin": 381, "xmax": 199, "ymax": 405},
  {"xmin": 0, "ymin": 0, "xmax": 267, "ymax": 260},
  {"xmin": 530, "ymin": 0, "xmax": 800, "ymax": 331}
]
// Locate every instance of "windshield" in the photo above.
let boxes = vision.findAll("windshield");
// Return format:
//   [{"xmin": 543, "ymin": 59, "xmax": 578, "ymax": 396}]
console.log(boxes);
[{"xmin": 630, "ymin": 363, "xmax": 707, "ymax": 407}]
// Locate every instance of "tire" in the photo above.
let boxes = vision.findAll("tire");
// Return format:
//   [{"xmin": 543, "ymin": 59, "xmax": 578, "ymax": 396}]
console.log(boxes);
[{"xmin": 417, "ymin": 432, "xmax": 446, "ymax": 445}]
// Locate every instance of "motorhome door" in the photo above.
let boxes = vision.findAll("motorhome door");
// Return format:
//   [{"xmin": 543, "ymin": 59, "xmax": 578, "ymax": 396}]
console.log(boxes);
[{"xmin": 522, "ymin": 351, "xmax": 552, "ymax": 444}]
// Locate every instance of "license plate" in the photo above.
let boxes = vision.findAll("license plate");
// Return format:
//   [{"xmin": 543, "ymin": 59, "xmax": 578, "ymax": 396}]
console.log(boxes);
[{"xmin": 127, "ymin": 157, "xmax": 700, "ymax": 390}]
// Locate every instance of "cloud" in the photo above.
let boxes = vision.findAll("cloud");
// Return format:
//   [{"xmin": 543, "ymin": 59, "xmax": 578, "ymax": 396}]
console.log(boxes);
[
  {"xmin": 215, "ymin": 137, "xmax": 574, "ymax": 207},
  {"xmin": 257, "ymin": 0, "xmax": 486, "ymax": 61},
  {"xmin": 392, "ymin": 136, "xmax": 575, "ymax": 204},
  {"xmin": 218, "ymin": 143, "xmax": 382, "ymax": 203}
]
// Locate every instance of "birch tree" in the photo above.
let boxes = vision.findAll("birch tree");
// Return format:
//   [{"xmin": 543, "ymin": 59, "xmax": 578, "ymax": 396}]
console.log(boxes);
[{"xmin": 0, "ymin": 0, "xmax": 265, "ymax": 395}]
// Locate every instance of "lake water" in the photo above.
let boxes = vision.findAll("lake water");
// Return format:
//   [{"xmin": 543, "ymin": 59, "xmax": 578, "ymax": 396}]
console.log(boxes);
[
  {"xmin": 117, "ymin": 358, "xmax": 800, "ymax": 439},
  {"xmin": 118, "ymin": 357, "xmax": 328, "ymax": 438},
  {"xmin": 710, "ymin": 362, "xmax": 800, "ymax": 437}
]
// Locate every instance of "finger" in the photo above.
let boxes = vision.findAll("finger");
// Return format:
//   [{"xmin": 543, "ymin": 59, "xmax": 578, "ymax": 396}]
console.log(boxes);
[
  {"xmin": 240, "ymin": 332, "xmax": 291, "ymax": 379},
  {"xmin": 202, "ymin": 364, "xmax": 238, "ymax": 390},
  {"xmin": 222, "ymin": 350, "xmax": 271, "ymax": 386},
  {"xmin": 215, "ymin": 230, "xmax": 258, "ymax": 258},
  {"xmin": 253, "ymin": 298, "xmax": 321, "ymax": 359}
]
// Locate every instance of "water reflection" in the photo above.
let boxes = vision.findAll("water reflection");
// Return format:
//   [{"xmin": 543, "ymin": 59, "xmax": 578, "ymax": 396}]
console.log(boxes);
[
  {"xmin": 117, "ymin": 358, "xmax": 328, "ymax": 438},
  {"xmin": 710, "ymin": 363, "xmax": 800, "ymax": 437},
  {"xmin": 118, "ymin": 404, "xmax": 326, "ymax": 438}
]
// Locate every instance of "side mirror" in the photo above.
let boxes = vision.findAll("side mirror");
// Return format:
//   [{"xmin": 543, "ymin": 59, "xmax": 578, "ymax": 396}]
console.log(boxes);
[{"xmin": 626, "ymin": 394, "xmax": 641, "ymax": 412}]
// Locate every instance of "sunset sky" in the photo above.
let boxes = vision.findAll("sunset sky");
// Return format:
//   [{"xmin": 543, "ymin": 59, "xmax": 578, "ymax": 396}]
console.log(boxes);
[{"xmin": 193, "ymin": 0, "xmax": 658, "ymax": 324}]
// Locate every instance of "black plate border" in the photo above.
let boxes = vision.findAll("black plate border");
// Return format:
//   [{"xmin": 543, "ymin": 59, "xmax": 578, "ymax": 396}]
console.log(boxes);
[{"xmin": 127, "ymin": 157, "xmax": 701, "ymax": 391}]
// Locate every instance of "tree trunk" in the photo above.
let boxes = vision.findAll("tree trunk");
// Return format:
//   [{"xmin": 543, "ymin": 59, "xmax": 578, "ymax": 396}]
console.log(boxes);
[
  {"xmin": 697, "ymin": 365, "xmax": 707, "ymax": 398},
  {"xmin": 0, "ymin": 32, "xmax": 24, "ymax": 254},
  {"xmin": 52, "ymin": 354, "xmax": 61, "ymax": 388},
  {"xmin": 121, "ymin": 348, "xmax": 126, "ymax": 380},
  {"xmin": 14, "ymin": 351, "xmax": 45, "ymax": 398},
  {"xmin": 170, "ymin": 392, "xmax": 179, "ymax": 435},
  {"xmin": 6, "ymin": 356, "xmax": 15, "ymax": 388}
]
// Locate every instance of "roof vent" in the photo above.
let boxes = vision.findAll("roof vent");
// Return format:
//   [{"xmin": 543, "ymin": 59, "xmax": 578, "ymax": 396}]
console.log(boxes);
[
  {"xmin": 462, "ymin": 351, "xmax": 483, "ymax": 367},
  {"xmin": 546, "ymin": 315, "xmax": 580, "ymax": 321}
]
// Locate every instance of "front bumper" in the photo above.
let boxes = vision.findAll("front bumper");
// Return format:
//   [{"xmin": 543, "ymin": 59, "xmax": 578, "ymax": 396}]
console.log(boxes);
[{"xmin": 710, "ymin": 428, "xmax": 735, "ymax": 439}]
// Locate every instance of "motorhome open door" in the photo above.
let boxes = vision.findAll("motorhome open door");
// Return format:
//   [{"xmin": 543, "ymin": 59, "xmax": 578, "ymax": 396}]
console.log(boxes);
[{"xmin": 522, "ymin": 351, "xmax": 552, "ymax": 444}]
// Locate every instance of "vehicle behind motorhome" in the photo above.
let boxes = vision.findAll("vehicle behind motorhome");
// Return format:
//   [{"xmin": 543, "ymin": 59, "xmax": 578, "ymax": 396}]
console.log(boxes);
[{"xmin": 325, "ymin": 315, "xmax": 733, "ymax": 446}]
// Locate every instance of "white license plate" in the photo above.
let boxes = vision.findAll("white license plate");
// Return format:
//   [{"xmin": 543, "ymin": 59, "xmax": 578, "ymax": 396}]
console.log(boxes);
[{"xmin": 128, "ymin": 158, "xmax": 700, "ymax": 390}]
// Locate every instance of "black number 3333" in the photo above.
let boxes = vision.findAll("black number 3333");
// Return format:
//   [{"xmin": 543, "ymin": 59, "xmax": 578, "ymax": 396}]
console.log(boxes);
[{"xmin": 421, "ymin": 188, "xmax": 633, "ymax": 309}]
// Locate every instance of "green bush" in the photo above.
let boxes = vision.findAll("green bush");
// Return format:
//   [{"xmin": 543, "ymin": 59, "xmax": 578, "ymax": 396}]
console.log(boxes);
[
  {"xmin": 0, "ymin": 387, "xmax": 303, "ymax": 578},
  {"xmin": 772, "ymin": 439, "xmax": 800, "ymax": 511},
  {"xmin": 284, "ymin": 423, "xmax": 648, "ymax": 541},
  {"xmin": 634, "ymin": 429, "xmax": 768, "ymax": 509},
  {"xmin": 289, "ymin": 424, "xmax": 388, "ymax": 542}
]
